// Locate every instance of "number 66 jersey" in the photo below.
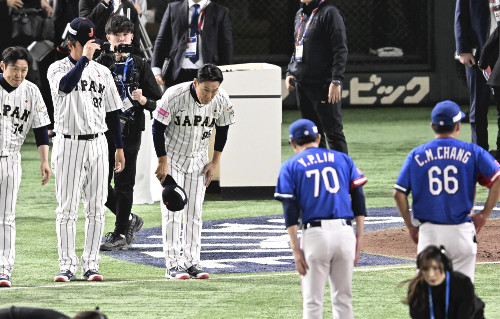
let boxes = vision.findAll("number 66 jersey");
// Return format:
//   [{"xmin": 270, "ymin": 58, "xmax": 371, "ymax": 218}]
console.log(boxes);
[
  {"xmin": 0, "ymin": 79, "xmax": 50, "ymax": 156},
  {"xmin": 274, "ymin": 147, "xmax": 367, "ymax": 223},
  {"xmin": 394, "ymin": 138, "xmax": 500, "ymax": 225}
]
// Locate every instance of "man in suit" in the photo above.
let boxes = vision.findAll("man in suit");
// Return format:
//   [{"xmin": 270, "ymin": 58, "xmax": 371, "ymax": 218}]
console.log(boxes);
[
  {"xmin": 151, "ymin": 0, "xmax": 233, "ymax": 87},
  {"xmin": 455, "ymin": 0, "xmax": 499, "ymax": 153}
]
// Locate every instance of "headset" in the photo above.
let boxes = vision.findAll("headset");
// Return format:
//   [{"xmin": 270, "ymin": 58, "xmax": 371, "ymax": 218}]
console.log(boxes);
[{"xmin": 416, "ymin": 245, "xmax": 453, "ymax": 272}]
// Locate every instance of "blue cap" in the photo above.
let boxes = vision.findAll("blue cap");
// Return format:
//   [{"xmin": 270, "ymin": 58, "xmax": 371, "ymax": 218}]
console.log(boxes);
[
  {"xmin": 69, "ymin": 17, "xmax": 97, "ymax": 46},
  {"xmin": 431, "ymin": 100, "xmax": 465, "ymax": 126},
  {"xmin": 289, "ymin": 119, "xmax": 319, "ymax": 140}
]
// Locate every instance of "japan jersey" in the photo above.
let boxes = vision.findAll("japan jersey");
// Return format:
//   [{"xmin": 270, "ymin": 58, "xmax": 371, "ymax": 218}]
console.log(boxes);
[
  {"xmin": 154, "ymin": 82, "xmax": 235, "ymax": 171},
  {"xmin": 274, "ymin": 147, "xmax": 367, "ymax": 224},
  {"xmin": 395, "ymin": 138, "xmax": 500, "ymax": 224},
  {"xmin": 0, "ymin": 77, "xmax": 50, "ymax": 156},
  {"xmin": 47, "ymin": 57, "xmax": 123, "ymax": 135}
]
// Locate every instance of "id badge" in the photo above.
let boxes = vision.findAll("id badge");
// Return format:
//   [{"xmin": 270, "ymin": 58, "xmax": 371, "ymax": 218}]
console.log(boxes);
[
  {"xmin": 185, "ymin": 36, "xmax": 198, "ymax": 57},
  {"xmin": 295, "ymin": 41, "xmax": 303, "ymax": 63}
]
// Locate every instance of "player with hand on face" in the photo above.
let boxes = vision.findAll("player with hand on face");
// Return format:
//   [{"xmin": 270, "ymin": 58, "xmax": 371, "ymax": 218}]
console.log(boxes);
[
  {"xmin": 99, "ymin": 15, "xmax": 162, "ymax": 251},
  {"xmin": 0, "ymin": 47, "xmax": 51, "ymax": 288},
  {"xmin": 47, "ymin": 17, "xmax": 125, "ymax": 283},
  {"xmin": 275, "ymin": 119, "xmax": 367, "ymax": 318},
  {"xmin": 152, "ymin": 64, "xmax": 235, "ymax": 280},
  {"xmin": 394, "ymin": 100, "xmax": 500, "ymax": 283}
]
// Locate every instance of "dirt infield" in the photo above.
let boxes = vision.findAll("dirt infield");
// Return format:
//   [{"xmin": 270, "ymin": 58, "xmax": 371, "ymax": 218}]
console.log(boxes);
[{"xmin": 362, "ymin": 219, "xmax": 500, "ymax": 262}]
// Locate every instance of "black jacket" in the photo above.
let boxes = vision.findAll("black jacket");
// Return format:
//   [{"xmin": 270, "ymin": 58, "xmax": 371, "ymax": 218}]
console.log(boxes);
[
  {"xmin": 0, "ymin": 0, "xmax": 13, "ymax": 54},
  {"xmin": 409, "ymin": 272, "xmax": 484, "ymax": 319},
  {"xmin": 151, "ymin": 0, "xmax": 233, "ymax": 86},
  {"xmin": 123, "ymin": 54, "xmax": 162, "ymax": 131},
  {"xmin": 479, "ymin": 26, "xmax": 500, "ymax": 87},
  {"xmin": 286, "ymin": 0, "xmax": 347, "ymax": 84},
  {"xmin": 79, "ymin": 0, "xmax": 142, "ymax": 53}
]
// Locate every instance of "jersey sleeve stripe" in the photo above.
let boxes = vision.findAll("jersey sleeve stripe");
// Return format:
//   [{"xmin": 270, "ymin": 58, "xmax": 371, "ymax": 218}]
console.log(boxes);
[
  {"xmin": 478, "ymin": 169, "xmax": 500, "ymax": 188},
  {"xmin": 394, "ymin": 184, "xmax": 408, "ymax": 193},
  {"xmin": 274, "ymin": 193, "xmax": 294, "ymax": 200},
  {"xmin": 350, "ymin": 176, "xmax": 367, "ymax": 189}
]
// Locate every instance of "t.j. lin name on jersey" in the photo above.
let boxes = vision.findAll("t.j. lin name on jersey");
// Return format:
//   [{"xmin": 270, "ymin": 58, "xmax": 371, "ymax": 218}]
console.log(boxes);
[
  {"xmin": 2, "ymin": 105, "xmax": 31, "ymax": 122},
  {"xmin": 414, "ymin": 147, "xmax": 471, "ymax": 167},
  {"xmin": 297, "ymin": 152, "xmax": 335, "ymax": 167}
]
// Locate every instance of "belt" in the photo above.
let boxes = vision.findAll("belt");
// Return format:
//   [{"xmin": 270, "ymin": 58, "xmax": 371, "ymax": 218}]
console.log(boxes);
[
  {"xmin": 303, "ymin": 219, "xmax": 351, "ymax": 229},
  {"xmin": 63, "ymin": 133, "xmax": 101, "ymax": 140}
]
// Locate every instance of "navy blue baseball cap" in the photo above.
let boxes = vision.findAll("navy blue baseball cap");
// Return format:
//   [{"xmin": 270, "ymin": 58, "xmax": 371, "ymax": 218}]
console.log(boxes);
[
  {"xmin": 68, "ymin": 17, "xmax": 97, "ymax": 46},
  {"xmin": 161, "ymin": 175, "xmax": 188, "ymax": 212},
  {"xmin": 431, "ymin": 100, "xmax": 466, "ymax": 126},
  {"xmin": 289, "ymin": 119, "xmax": 319, "ymax": 140}
]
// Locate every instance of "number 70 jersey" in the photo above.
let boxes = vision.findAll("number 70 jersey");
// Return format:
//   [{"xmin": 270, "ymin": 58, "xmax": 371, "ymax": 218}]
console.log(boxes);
[
  {"xmin": 275, "ymin": 147, "xmax": 367, "ymax": 221},
  {"xmin": 394, "ymin": 138, "xmax": 500, "ymax": 224}
]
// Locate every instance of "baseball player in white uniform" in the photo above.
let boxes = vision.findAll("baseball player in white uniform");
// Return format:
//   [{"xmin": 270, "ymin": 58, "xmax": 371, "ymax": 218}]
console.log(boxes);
[
  {"xmin": 47, "ymin": 17, "xmax": 125, "ymax": 282},
  {"xmin": 0, "ymin": 47, "xmax": 51, "ymax": 288},
  {"xmin": 152, "ymin": 64, "xmax": 235, "ymax": 279}
]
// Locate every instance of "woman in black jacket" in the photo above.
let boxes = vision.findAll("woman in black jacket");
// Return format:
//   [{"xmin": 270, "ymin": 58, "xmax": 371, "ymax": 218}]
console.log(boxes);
[{"xmin": 405, "ymin": 245, "xmax": 485, "ymax": 319}]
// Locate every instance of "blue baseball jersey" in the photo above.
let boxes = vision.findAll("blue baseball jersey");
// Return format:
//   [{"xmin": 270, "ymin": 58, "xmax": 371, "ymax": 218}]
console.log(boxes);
[
  {"xmin": 274, "ymin": 147, "xmax": 367, "ymax": 224},
  {"xmin": 395, "ymin": 138, "xmax": 500, "ymax": 224}
]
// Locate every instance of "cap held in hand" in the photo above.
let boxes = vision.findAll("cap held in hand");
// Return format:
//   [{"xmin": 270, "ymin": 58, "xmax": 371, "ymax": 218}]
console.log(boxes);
[{"xmin": 161, "ymin": 175, "xmax": 188, "ymax": 211}]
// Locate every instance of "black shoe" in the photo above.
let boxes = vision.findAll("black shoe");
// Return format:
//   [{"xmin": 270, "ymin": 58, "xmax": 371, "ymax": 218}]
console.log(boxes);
[
  {"xmin": 125, "ymin": 213, "xmax": 144, "ymax": 245},
  {"xmin": 82, "ymin": 269, "xmax": 103, "ymax": 281},
  {"xmin": 100, "ymin": 232, "xmax": 128, "ymax": 251},
  {"xmin": 54, "ymin": 270, "xmax": 76, "ymax": 282},
  {"xmin": 0, "ymin": 274, "xmax": 12, "ymax": 287},
  {"xmin": 186, "ymin": 264, "xmax": 210, "ymax": 279}
]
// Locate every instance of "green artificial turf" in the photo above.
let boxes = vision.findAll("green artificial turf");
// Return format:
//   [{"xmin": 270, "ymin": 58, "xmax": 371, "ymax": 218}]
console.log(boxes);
[{"xmin": 3, "ymin": 106, "xmax": 499, "ymax": 318}]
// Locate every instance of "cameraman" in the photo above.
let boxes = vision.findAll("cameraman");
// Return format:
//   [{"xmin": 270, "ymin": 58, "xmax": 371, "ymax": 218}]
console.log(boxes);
[{"xmin": 98, "ymin": 15, "xmax": 161, "ymax": 251}]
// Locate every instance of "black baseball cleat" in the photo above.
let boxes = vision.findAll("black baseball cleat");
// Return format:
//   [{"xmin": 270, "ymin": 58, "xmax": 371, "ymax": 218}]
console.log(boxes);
[
  {"xmin": 165, "ymin": 266, "xmax": 190, "ymax": 280},
  {"xmin": 125, "ymin": 213, "xmax": 144, "ymax": 245},
  {"xmin": 54, "ymin": 270, "xmax": 76, "ymax": 282},
  {"xmin": 100, "ymin": 232, "xmax": 128, "ymax": 251},
  {"xmin": 82, "ymin": 269, "xmax": 103, "ymax": 281},
  {"xmin": 186, "ymin": 264, "xmax": 210, "ymax": 279},
  {"xmin": 0, "ymin": 274, "xmax": 12, "ymax": 287}
]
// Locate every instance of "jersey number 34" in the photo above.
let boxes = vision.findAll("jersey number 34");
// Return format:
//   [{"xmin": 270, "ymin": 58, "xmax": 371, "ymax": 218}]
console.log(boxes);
[{"xmin": 306, "ymin": 167, "xmax": 340, "ymax": 197}]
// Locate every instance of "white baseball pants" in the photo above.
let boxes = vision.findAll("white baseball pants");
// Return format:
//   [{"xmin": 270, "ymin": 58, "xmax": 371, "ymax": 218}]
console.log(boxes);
[
  {"xmin": 418, "ymin": 222, "xmax": 477, "ymax": 282},
  {"xmin": 161, "ymin": 159, "xmax": 206, "ymax": 269},
  {"xmin": 301, "ymin": 219, "xmax": 356, "ymax": 319},
  {"xmin": 0, "ymin": 153, "xmax": 22, "ymax": 277},
  {"xmin": 51, "ymin": 135, "xmax": 108, "ymax": 274}
]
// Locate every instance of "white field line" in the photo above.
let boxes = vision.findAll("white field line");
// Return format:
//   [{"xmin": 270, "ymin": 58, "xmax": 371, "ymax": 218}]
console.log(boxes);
[{"xmin": 6, "ymin": 261, "xmax": 500, "ymax": 291}]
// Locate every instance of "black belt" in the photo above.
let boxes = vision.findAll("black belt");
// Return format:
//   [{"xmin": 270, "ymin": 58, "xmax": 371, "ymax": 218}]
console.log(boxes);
[
  {"xmin": 63, "ymin": 133, "xmax": 101, "ymax": 140},
  {"xmin": 303, "ymin": 219, "xmax": 352, "ymax": 229}
]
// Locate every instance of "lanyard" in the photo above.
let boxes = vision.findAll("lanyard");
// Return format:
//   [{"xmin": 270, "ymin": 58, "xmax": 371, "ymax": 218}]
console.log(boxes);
[
  {"xmin": 198, "ymin": 9, "xmax": 206, "ymax": 31},
  {"xmin": 428, "ymin": 271, "xmax": 450, "ymax": 319},
  {"xmin": 191, "ymin": 7, "xmax": 207, "ymax": 33},
  {"xmin": 296, "ymin": 0, "xmax": 325, "ymax": 41}
]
